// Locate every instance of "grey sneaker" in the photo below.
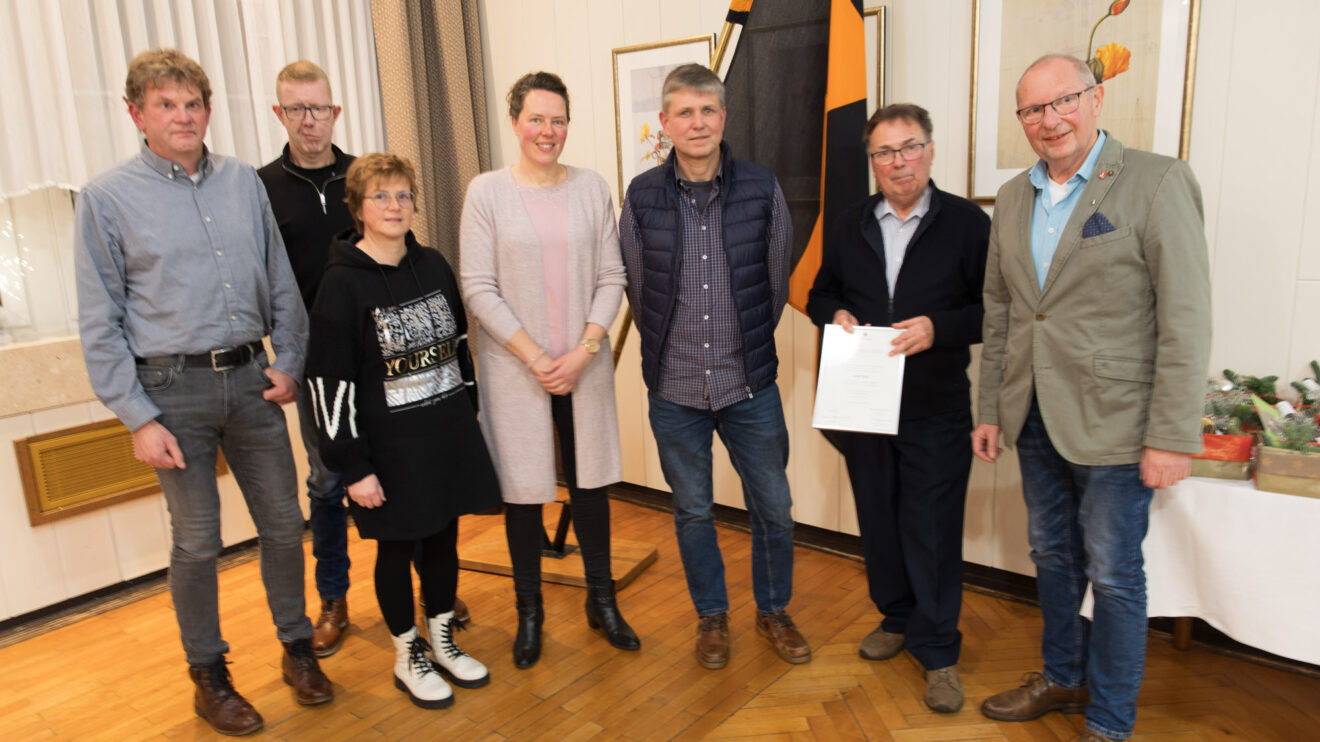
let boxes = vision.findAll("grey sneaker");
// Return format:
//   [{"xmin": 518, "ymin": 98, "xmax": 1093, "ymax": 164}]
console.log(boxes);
[
  {"xmin": 924, "ymin": 665, "xmax": 964, "ymax": 713},
  {"xmin": 858, "ymin": 625, "xmax": 904, "ymax": 660}
]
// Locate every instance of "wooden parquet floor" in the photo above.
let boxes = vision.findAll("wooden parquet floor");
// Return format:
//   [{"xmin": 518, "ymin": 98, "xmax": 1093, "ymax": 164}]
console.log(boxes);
[{"xmin": 2, "ymin": 498, "xmax": 1318, "ymax": 741}]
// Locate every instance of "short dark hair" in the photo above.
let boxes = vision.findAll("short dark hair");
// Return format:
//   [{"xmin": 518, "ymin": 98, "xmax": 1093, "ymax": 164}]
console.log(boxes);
[
  {"xmin": 862, "ymin": 103, "xmax": 933, "ymax": 144},
  {"xmin": 507, "ymin": 71, "xmax": 570, "ymax": 122},
  {"xmin": 124, "ymin": 48, "xmax": 212, "ymax": 109},
  {"xmin": 662, "ymin": 64, "xmax": 724, "ymax": 112},
  {"xmin": 344, "ymin": 153, "xmax": 418, "ymax": 234}
]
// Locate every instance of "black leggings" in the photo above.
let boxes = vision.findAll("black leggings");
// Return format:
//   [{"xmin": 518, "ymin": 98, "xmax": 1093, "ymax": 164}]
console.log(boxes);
[
  {"xmin": 375, "ymin": 520, "xmax": 458, "ymax": 636},
  {"xmin": 505, "ymin": 394, "xmax": 613, "ymax": 597}
]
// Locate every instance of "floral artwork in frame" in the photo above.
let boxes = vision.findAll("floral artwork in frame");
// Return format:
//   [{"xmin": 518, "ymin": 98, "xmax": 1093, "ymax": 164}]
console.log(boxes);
[
  {"xmin": 968, "ymin": 0, "xmax": 1200, "ymax": 203},
  {"xmin": 612, "ymin": 35, "xmax": 715, "ymax": 201}
]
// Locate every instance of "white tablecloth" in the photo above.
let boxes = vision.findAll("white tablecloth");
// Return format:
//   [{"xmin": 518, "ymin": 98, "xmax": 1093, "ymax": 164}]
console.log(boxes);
[{"xmin": 1141, "ymin": 477, "xmax": 1320, "ymax": 664}]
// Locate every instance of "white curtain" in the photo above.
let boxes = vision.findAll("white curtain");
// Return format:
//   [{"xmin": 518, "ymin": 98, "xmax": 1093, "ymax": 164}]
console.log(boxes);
[{"xmin": 0, "ymin": 0, "xmax": 387, "ymax": 199}]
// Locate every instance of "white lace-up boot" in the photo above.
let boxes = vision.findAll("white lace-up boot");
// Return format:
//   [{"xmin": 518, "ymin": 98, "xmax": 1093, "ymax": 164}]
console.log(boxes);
[
  {"xmin": 427, "ymin": 611, "xmax": 490, "ymax": 688},
  {"xmin": 391, "ymin": 626, "xmax": 453, "ymax": 708}
]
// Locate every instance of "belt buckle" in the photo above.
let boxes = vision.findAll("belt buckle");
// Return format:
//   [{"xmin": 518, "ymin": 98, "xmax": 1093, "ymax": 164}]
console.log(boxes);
[{"xmin": 210, "ymin": 347, "xmax": 237, "ymax": 371}]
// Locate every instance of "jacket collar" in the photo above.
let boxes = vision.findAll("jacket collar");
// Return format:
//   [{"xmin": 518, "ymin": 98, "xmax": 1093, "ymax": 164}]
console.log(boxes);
[
  {"xmin": 279, "ymin": 143, "xmax": 352, "ymax": 175},
  {"xmin": 1035, "ymin": 132, "xmax": 1125, "ymax": 299}
]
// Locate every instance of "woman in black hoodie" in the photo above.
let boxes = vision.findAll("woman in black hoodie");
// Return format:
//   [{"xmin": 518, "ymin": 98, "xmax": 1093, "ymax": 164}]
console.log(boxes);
[{"xmin": 305, "ymin": 153, "xmax": 500, "ymax": 710}]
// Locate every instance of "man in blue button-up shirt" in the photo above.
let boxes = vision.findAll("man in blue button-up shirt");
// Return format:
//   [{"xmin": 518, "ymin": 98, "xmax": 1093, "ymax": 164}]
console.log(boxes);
[{"xmin": 74, "ymin": 48, "xmax": 331, "ymax": 734}]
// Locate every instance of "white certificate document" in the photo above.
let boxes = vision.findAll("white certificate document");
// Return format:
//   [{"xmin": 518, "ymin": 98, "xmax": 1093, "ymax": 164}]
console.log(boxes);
[{"xmin": 812, "ymin": 324, "xmax": 905, "ymax": 435}]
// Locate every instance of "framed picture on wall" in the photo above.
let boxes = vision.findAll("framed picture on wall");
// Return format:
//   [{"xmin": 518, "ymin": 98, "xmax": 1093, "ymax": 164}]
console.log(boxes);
[
  {"xmin": 612, "ymin": 35, "xmax": 715, "ymax": 200},
  {"xmin": 968, "ymin": 0, "xmax": 1201, "ymax": 203}
]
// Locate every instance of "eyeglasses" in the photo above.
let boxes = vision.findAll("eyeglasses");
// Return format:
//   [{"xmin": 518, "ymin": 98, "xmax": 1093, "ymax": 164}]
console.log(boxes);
[
  {"xmin": 367, "ymin": 191, "xmax": 415, "ymax": 208},
  {"xmin": 1016, "ymin": 87, "xmax": 1094, "ymax": 124},
  {"xmin": 280, "ymin": 104, "xmax": 335, "ymax": 121},
  {"xmin": 868, "ymin": 141, "xmax": 930, "ymax": 166}
]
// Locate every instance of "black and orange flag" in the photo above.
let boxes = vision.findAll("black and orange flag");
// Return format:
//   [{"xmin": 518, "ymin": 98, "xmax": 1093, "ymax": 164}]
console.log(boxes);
[{"xmin": 721, "ymin": 0, "xmax": 868, "ymax": 314}]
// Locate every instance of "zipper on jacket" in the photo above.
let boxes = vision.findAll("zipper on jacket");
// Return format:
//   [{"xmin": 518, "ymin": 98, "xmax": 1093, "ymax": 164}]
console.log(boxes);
[{"xmin": 281, "ymin": 162, "xmax": 345, "ymax": 216}]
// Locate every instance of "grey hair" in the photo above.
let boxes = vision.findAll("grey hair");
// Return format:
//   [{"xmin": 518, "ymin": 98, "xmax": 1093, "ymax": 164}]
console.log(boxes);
[{"xmin": 661, "ymin": 64, "xmax": 725, "ymax": 112}]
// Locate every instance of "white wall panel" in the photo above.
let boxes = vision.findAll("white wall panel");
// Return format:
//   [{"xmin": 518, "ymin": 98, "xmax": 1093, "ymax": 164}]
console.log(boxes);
[
  {"xmin": 0, "ymin": 413, "xmax": 67, "ymax": 616},
  {"xmin": 1185, "ymin": 0, "xmax": 1235, "ymax": 270},
  {"xmin": 1289, "ymin": 281, "xmax": 1320, "ymax": 379},
  {"xmin": 1204, "ymin": 1, "xmax": 1319, "ymax": 379},
  {"xmin": 53, "ymin": 509, "xmax": 122, "ymax": 596},
  {"xmin": 106, "ymin": 495, "xmax": 170, "ymax": 581},
  {"xmin": 30, "ymin": 405, "xmax": 121, "ymax": 597}
]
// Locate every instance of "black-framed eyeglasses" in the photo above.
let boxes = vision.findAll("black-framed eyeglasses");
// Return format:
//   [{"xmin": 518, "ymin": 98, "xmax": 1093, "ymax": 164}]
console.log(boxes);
[
  {"xmin": 868, "ymin": 141, "xmax": 930, "ymax": 166},
  {"xmin": 1016, "ymin": 87, "xmax": 1094, "ymax": 124},
  {"xmin": 281, "ymin": 104, "xmax": 335, "ymax": 121},
  {"xmin": 368, "ymin": 191, "xmax": 415, "ymax": 208}
]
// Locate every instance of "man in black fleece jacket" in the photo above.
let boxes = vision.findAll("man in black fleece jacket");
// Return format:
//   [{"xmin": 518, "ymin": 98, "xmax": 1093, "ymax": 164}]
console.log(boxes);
[
  {"xmin": 258, "ymin": 61, "xmax": 471, "ymax": 657},
  {"xmin": 807, "ymin": 103, "xmax": 989, "ymax": 714}
]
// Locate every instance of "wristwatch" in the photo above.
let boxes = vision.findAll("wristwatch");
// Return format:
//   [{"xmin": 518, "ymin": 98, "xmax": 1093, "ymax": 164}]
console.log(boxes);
[{"xmin": 579, "ymin": 338, "xmax": 600, "ymax": 354}]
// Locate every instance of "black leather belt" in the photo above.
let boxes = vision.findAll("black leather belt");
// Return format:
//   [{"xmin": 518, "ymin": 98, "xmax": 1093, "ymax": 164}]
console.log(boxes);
[{"xmin": 135, "ymin": 341, "xmax": 264, "ymax": 371}]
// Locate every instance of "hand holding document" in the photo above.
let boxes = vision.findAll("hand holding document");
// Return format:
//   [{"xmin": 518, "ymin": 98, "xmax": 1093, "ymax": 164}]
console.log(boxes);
[{"xmin": 812, "ymin": 324, "xmax": 905, "ymax": 435}]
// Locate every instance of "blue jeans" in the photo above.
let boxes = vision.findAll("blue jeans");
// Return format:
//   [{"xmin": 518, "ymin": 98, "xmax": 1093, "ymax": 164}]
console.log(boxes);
[
  {"xmin": 296, "ymin": 384, "xmax": 350, "ymax": 601},
  {"xmin": 648, "ymin": 388, "xmax": 795, "ymax": 616},
  {"xmin": 1017, "ymin": 397, "xmax": 1152, "ymax": 740},
  {"xmin": 138, "ymin": 353, "xmax": 313, "ymax": 667}
]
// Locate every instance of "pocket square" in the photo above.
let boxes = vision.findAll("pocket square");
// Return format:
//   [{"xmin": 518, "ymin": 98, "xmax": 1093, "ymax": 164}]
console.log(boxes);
[{"xmin": 1082, "ymin": 212, "xmax": 1116, "ymax": 238}]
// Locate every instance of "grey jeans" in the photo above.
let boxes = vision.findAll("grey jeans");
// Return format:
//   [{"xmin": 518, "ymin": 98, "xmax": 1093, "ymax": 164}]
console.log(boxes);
[{"xmin": 137, "ymin": 353, "xmax": 312, "ymax": 667}]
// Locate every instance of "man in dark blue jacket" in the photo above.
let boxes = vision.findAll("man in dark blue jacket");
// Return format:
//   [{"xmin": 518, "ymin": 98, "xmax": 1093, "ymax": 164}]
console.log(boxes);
[
  {"xmin": 620, "ymin": 64, "xmax": 808, "ymax": 670},
  {"xmin": 807, "ymin": 103, "xmax": 990, "ymax": 713}
]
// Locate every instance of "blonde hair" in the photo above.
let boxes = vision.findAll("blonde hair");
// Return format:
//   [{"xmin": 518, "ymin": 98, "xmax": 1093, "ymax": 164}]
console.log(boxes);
[
  {"xmin": 344, "ymin": 154, "xmax": 418, "ymax": 234},
  {"xmin": 276, "ymin": 60, "xmax": 333, "ymax": 102},
  {"xmin": 124, "ymin": 48, "xmax": 211, "ymax": 109}
]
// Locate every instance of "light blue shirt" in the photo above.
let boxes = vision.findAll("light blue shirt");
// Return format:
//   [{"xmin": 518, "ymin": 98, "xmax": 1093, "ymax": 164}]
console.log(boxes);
[
  {"xmin": 75, "ymin": 143, "xmax": 308, "ymax": 431},
  {"xmin": 1029, "ymin": 131, "xmax": 1106, "ymax": 290},
  {"xmin": 874, "ymin": 185, "xmax": 933, "ymax": 296}
]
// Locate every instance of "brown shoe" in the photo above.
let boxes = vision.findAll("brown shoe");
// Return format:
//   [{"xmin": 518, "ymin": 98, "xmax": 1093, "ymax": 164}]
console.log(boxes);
[
  {"xmin": 924, "ymin": 665, "xmax": 964, "ymax": 713},
  {"xmin": 858, "ymin": 624, "xmax": 904, "ymax": 660},
  {"xmin": 282, "ymin": 639, "xmax": 334, "ymax": 705},
  {"xmin": 189, "ymin": 660, "xmax": 263, "ymax": 736},
  {"xmin": 981, "ymin": 672, "xmax": 1090, "ymax": 721},
  {"xmin": 695, "ymin": 613, "xmax": 730, "ymax": 669},
  {"xmin": 454, "ymin": 596, "xmax": 471, "ymax": 626},
  {"xmin": 1076, "ymin": 731, "xmax": 1120, "ymax": 742},
  {"xmin": 756, "ymin": 611, "xmax": 811, "ymax": 664},
  {"xmin": 311, "ymin": 598, "xmax": 349, "ymax": 657}
]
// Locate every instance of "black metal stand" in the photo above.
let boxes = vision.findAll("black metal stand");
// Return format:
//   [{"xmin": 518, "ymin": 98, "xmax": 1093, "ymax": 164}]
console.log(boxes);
[{"xmin": 539, "ymin": 501, "xmax": 577, "ymax": 559}]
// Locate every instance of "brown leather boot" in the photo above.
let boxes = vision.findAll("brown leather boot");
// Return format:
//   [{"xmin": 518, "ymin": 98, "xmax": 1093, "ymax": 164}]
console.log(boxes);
[
  {"xmin": 311, "ymin": 598, "xmax": 349, "ymax": 657},
  {"xmin": 981, "ymin": 672, "xmax": 1090, "ymax": 721},
  {"xmin": 282, "ymin": 639, "xmax": 334, "ymax": 705},
  {"xmin": 756, "ymin": 611, "xmax": 812, "ymax": 664},
  {"xmin": 695, "ymin": 612, "xmax": 730, "ymax": 669},
  {"xmin": 189, "ymin": 659, "xmax": 263, "ymax": 736}
]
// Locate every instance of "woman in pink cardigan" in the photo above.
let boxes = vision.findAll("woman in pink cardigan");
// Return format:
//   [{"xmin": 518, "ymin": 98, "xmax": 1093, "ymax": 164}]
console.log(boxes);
[{"xmin": 459, "ymin": 71, "xmax": 637, "ymax": 668}]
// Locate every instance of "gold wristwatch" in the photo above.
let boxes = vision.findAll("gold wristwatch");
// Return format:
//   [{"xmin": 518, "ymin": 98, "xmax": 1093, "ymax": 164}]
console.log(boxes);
[{"xmin": 579, "ymin": 338, "xmax": 600, "ymax": 354}]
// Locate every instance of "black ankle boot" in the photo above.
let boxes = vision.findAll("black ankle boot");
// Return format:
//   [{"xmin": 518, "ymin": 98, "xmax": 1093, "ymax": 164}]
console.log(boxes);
[
  {"xmin": 585, "ymin": 581, "xmax": 640, "ymax": 651},
  {"xmin": 513, "ymin": 594, "xmax": 543, "ymax": 669}
]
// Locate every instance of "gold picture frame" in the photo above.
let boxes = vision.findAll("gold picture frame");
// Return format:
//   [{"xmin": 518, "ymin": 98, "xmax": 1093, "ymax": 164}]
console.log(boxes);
[
  {"xmin": 865, "ymin": 6, "xmax": 888, "ymax": 111},
  {"xmin": 968, "ymin": 0, "xmax": 1201, "ymax": 203},
  {"xmin": 612, "ymin": 34, "xmax": 715, "ymax": 201}
]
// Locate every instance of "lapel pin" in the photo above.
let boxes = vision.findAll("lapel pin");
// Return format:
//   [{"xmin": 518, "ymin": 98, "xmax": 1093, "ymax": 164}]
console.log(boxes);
[
  {"xmin": 1098, "ymin": 171, "xmax": 1107, "ymax": 179},
  {"xmin": 1091, "ymin": 199, "xmax": 1097, "ymax": 205}
]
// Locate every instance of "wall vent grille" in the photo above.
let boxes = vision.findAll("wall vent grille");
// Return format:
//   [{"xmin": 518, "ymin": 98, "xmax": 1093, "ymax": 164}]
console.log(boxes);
[{"xmin": 15, "ymin": 419, "xmax": 226, "ymax": 526}]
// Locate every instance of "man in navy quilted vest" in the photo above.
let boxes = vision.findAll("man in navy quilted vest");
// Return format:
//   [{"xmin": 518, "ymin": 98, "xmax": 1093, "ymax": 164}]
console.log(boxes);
[{"xmin": 619, "ymin": 63, "xmax": 807, "ymax": 670}]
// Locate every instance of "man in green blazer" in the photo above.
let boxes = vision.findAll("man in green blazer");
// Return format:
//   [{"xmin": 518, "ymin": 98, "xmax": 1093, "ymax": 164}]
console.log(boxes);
[{"xmin": 971, "ymin": 55, "xmax": 1211, "ymax": 742}]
